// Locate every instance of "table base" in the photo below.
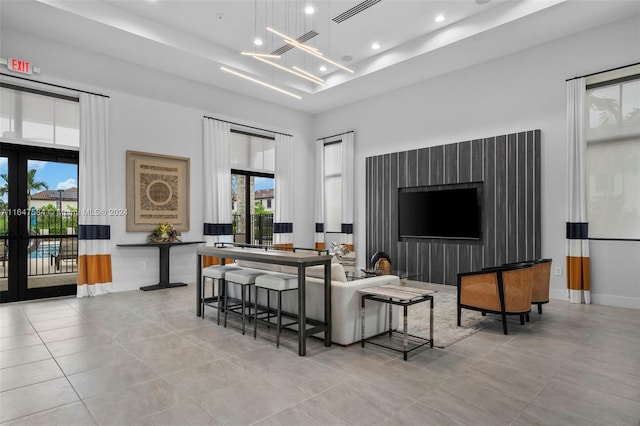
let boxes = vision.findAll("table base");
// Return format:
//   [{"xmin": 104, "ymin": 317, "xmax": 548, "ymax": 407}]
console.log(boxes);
[{"xmin": 140, "ymin": 282, "xmax": 188, "ymax": 291}]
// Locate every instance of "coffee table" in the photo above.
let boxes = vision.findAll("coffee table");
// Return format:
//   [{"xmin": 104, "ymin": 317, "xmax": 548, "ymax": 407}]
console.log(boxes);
[
  {"xmin": 358, "ymin": 284, "xmax": 435, "ymax": 360},
  {"xmin": 346, "ymin": 269, "xmax": 423, "ymax": 283}
]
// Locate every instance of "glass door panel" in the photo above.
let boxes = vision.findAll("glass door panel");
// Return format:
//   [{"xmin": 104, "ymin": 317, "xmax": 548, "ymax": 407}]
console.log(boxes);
[
  {"xmin": 0, "ymin": 155, "xmax": 8, "ymax": 294},
  {"xmin": 0, "ymin": 144, "xmax": 78, "ymax": 302},
  {"xmin": 232, "ymin": 172, "xmax": 274, "ymax": 245},
  {"xmin": 26, "ymin": 159, "xmax": 78, "ymax": 290}
]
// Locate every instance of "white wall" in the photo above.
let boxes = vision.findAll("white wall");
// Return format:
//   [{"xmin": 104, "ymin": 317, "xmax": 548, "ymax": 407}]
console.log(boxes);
[
  {"xmin": 2, "ymin": 29, "xmax": 315, "ymax": 292},
  {"xmin": 314, "ymin": 16, "xmax": 640, "ymax": 308}
]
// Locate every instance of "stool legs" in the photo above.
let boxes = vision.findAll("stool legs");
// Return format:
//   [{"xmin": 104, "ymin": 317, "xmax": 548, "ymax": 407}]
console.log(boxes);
[
  {"xmin": 224, "ymin": 281, "xmax": 254, "ymax": 335},
  {"xmin": 277, "ymin": 290, "xmax": 282, "ymax": 348}
]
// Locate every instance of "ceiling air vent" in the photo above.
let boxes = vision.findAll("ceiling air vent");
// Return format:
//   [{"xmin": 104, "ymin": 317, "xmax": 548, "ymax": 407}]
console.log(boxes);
[
  {"xmin": 332, "ymin": 0, "xmax": 382, "ymax": 24},
  {"xmin": 271, "ymin": 30, "xmax": 319, "ymax": 56}
]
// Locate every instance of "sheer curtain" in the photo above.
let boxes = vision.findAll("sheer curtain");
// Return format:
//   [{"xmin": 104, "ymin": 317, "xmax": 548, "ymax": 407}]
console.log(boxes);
[
  {"xmin": 314, "ymin": 139, "xmax": 325, "ymax": 249},
  {"xmin": 340, "ymin": 132, "xmax": 354, "ymax": 250},
  {"xmin": 77, "ymin": 93, "xmax": 112, "ymax": 297},
  {"xmin": 566, "ymin": 78, "xmax": 591, "ymax": 304},
  {"xmin": 203, "ymin": 118, "xmax": 232, "ymax": 266},
  {"xmin": 274, "ymin": 134, "xmax": 294, "ymax": 247}
]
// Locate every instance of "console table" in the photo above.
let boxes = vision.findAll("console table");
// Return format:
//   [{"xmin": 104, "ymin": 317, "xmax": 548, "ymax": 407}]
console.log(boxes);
[
  {"xmin": 196, "ymin": 244, "xmax": 332, "ymax": 356},
  {"xmin": 117, "ymin": 241, "xmax": 202, "ymax": 291}
]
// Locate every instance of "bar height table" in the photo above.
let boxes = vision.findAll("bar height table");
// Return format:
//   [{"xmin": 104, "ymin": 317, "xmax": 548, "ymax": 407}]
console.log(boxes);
[
  {"xmin": 196, "ymin": 244, "xmax": 332, "ymax": 356},
  {"xmin": 118, "ymin": 241, "xmax": 203, "ymax": 291}
]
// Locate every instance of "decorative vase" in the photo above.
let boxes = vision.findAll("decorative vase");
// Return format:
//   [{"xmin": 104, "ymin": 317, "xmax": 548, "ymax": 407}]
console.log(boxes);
[{"xmin": 374, "ymin": 258, "xmax": 392, "ymax": 275}]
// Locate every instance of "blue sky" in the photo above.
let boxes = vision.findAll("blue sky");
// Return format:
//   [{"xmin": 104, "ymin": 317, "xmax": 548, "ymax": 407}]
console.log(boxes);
[
  {"xmin": 254, "ymin": 176, "xmax": 274, "ymax": 191},
  {"xmin": 0, "ymin": 159, "xmax": 77, "ymax": 202}
]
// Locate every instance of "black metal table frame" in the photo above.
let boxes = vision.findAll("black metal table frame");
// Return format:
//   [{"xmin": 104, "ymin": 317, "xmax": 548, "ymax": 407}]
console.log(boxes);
[
  {"xmin": 196, "ymin": 243, "xmax": 332, "ymax": 356},
  {"xmin": 360, "ymin": 292, "xmax": 434, "ymax": 360},
  {"xmin": 117, "ymin": 241, "xmax": 202, "ymax": 291}
]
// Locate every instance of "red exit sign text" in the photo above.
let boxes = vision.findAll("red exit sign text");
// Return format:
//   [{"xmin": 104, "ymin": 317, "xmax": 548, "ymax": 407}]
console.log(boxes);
[{"xmin": 8, "ymin": 58, "xmax": 32, "ymax": 74}]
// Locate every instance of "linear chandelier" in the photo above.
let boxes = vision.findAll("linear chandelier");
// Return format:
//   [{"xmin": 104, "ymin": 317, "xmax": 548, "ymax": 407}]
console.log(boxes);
[
  {"xmin": 220, "ymin": 66, "xmax": 301, "ymax": 99},
  {"xmin": 266, "ymin": 27, "xmax": 355, "ymax": 73}
]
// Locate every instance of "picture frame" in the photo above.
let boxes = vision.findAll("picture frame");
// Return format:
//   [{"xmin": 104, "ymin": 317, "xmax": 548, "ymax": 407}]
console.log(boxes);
[{"xmin": 126, "ymin": 150, "xmax": 190, "ymax": 232}]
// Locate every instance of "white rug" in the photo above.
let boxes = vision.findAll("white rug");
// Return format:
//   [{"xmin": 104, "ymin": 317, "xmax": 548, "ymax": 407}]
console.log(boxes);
[{"xmin": 403, "ymin": 282, "xmax": 499, "ymax": 348}]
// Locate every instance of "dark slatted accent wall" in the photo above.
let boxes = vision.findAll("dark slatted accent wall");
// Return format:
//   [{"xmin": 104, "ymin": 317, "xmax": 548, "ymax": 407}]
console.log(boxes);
[{"xmin": 365, "ymin": 130, "xmax": 541, "ymax": 286}]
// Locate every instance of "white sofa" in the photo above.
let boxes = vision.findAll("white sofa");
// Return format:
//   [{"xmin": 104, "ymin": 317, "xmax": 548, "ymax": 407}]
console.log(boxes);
[{"xmin": 222, "ymin": 259, "xmax": 399, "ymax": 345}]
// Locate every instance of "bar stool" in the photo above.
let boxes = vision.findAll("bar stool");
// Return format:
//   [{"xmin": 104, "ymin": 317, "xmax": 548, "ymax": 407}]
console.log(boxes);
[
  {"xmin": 253, "ymin": 273, "xmax": 298, "ymax": 348},
  {"xmin": 201, "ymin": 265, "xmax": 240, "ymax": 324},
  {"xmin": 224, "ymin": 269, "xmax": 265, "ymax": 335}
]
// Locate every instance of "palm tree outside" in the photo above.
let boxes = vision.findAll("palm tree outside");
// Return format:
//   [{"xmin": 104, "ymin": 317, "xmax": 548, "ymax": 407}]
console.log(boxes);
[{"xmin": 0, "ymin": 169, "xmax": 49, "ymax": 200}]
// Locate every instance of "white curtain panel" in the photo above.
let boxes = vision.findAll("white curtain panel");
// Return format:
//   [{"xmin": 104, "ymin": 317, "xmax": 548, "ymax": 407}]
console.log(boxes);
[
  {"xmin": 274, "ymin": 134, "xmax": 294, "ymax": 246},
  {"xmin": 566, "ymin": 78, "xmax": 591, "ymax": 304},
  {"xmin": 340, "ymin": 132, "xmax": 354, "ymax": 248},
  {"xmin": 314, "ymin": 139, "xmax": 325, "ymax": 248},
  {"xmin": 77, "ymin": 93, "xmax": 112, "ymax": 297},
  {"xmin": 203, "ymin": 118, "xmax": 233, "ymax": 245}
]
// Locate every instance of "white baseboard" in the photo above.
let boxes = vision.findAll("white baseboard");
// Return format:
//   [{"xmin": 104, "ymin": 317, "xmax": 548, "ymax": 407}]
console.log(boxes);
[{"xmin": 550, "ymin": 288, "xmax": 640, "ymax": 309}]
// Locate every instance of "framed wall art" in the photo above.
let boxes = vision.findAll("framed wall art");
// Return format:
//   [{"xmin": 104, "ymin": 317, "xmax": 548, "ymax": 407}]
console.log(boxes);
[{"xmin": 126, "ymin": 150, "xmax": 190, "ymax": 232}]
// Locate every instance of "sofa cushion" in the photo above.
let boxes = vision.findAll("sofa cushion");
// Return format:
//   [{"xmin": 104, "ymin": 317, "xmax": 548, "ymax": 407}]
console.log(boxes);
[
  {"xmin": 303, "ymin": 263, "xmax": 347, "ymax": 283},
  {"xmin": 235, "ymin": 259, "xmax": 281, "ymax": 272}
]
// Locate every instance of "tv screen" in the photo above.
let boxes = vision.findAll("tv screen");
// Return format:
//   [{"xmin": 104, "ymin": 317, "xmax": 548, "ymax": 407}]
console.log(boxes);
[{"xmin": 398, "ymin": 187, "xmax": 481, "ymax": 239}]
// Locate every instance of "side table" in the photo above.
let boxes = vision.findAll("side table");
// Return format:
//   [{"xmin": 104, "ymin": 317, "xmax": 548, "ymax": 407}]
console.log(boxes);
[{"xmin": 358, "ymin": 284, "xmax": 435, "ymax": 360}]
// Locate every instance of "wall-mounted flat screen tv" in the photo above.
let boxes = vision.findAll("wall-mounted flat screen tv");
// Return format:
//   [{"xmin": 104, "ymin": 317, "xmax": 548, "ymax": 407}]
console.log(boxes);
[{"xmin": 398, "ymin": 186, "xmax": 481, "ymax": 239}]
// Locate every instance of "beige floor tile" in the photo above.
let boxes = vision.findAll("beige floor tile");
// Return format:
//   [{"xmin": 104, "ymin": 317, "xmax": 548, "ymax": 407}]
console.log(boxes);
[
  {"xmin": 0, "ymin": 323, "xmax": 36, "ymax": 338},
  {"xmin": 253, "ymin": 403, "xmax": 351, "ymax": 426},
  {"xmin": 31, "ymin": 315, "xmax": 92, "ymax": 332},
  {"xmin": 0, "ymin": 343, "xmax": 51, "ymax": 369},
  {"xmin": 0, "ymin": 401, "xmax": 97, "ymax": 426},
  {"xmin": 163, "ymin": 359, "xmax": 251, "ymax": 399},
  {"xmin": 137, "ymin": 401, "xmax": 220, "ymax": 426},
  {"xmin": 0, "ymin": 332, "xmax": 42, "ymax": 352},
  {"xmin": 419, "ymin": 375, "xmax": 528, "ymax": 424},
  {"xmin": 258, "ymin": 358, "xmax": 350, "ymax": 398},
  {"xmin": 67, "ymin": 359, "xmax": 159, "ymax": 399},
  {"xmin": 84, "ymin": 378, "xmax": 187, "ymax": 425},
  {"xmin": 531, "ymin": 379, "xmax": 640, "ymax": 425},
  {"xmin": 296, "ymin": 378, "xmax": 414, "ymax": 426},
  {"xmin": 122, "ymin": 332, "xmax": 201, "ymax": 359},
  {"xmin": 137, "ymin": 344, "xmax": 215, "ymax": 376},
  {"xmin": 553, "ymin": 357, "xmax": 640, "ymax": 402},
  {"xmin": 44, "ymin": 332, "xmax": 117, "ymax": 357},
  {"xmin": 458, "ymin": 358, "xmax": 549, "ymax": 403},
  {"xmin": 55, "ymin": 342, "xmax": 137, "ymax": 376},
  {"xmin": 198, "ymin": 375, "xmax": 308, "ymax": 425},
  {"xmin": 384, "ymin": 401, "xmax": 477, "ymax": 425},
  {"xmin": 0, "ymin": 377, "xmax": 79, "ymax": 423},
  {"xmin": 37, "ymin": 324, "xmax": 102, "ymax": 343},
  {"xmin": 0, "ymin": 358, "xmax": 64, "ymax": 392},
  {"xmin": 106, "ymin": 323, "xmax": 171, "ymax": 344}
]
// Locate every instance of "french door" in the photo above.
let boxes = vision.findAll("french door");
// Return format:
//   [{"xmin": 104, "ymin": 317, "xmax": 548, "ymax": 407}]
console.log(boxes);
[
  {"xmin": 231, "ymin": 170, "xmax": 274, "ymax": 245},
  {"xmin": 0, "ymin": 143, "xmax": 79, "ymax": 302}
]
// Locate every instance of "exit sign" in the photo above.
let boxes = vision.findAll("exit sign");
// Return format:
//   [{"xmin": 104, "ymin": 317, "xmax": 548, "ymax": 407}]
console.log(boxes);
[{"xmin": 8, "ymin": 58, "xmax": 32, "ymax": 74}]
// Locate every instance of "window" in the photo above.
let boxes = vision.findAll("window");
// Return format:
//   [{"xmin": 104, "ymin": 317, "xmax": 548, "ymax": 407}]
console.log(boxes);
[
  {"xmin": 0, "ymin": 84, "xmax": 79, "ymax": 148},
  {"xmin": 229, "ymin": 131, "xmax": 275, "ymax": 173},
  {"xmin": 324, "ymin": 141, "xmax": 342, "ymax": 233},
  {"xmin": 586, "ymin": 68, "xmax": 640, "ymax": 240},
  {"xmin": 229, "ymin": 130, "xmax": 275, "ymax": 245}
]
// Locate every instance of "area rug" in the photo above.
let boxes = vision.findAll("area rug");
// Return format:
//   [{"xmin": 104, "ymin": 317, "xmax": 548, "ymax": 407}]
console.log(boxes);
[{"xmin": 404, "ymin": 284, "xmax": 499, "ymax": 348}]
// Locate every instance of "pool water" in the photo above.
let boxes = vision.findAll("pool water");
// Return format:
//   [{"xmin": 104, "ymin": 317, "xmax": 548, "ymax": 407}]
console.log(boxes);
[{"xmin": 29, "ymin": 241, "xmax": 60, "ymax": 259}]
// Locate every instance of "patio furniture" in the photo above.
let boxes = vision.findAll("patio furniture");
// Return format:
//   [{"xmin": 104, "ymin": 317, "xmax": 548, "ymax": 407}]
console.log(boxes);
[{"xmin": 53, "ymin": 237, "xmax": 78, "ymax": 270}]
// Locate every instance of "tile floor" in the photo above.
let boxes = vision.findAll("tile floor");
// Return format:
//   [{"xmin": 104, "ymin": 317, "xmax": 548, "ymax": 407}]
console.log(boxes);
[{"xmin": 1, "ymin": 284, "xmax": 639, "ymax": 425}]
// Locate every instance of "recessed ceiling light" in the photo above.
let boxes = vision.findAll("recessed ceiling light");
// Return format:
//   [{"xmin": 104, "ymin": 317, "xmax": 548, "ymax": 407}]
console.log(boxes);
[
  {"xmin": 304, "ymin": 5, "xmax": 315, "ymax": 14},
  {"xmin": 254, "ymin": 38, "xmax": 263, "ymax": 46},
  {"xmin": 435, "ymin": 15, "xmax": 445, "ymax": 23},
  {"xmin": 319, "ymin": 65, "xmax": 327, "ymax": 71},
  {"xmin": 371, "ymin": 42, "xmax": 380, "ymax": 50}
]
